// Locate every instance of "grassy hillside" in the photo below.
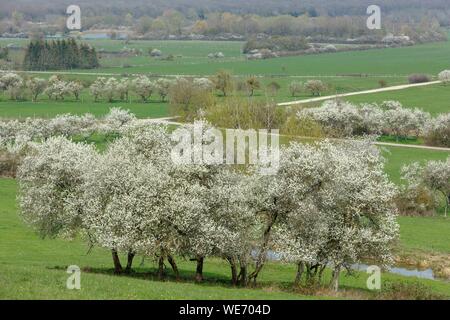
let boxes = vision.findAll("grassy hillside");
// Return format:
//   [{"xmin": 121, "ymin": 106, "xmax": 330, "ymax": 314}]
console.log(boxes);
[
  {"xmin": 1, "ymin": 177, "xmax": 450, "ymax": 300},
  {"xmin": 345, "ymin": 84, "xmax": 450, "ymax": 115}
]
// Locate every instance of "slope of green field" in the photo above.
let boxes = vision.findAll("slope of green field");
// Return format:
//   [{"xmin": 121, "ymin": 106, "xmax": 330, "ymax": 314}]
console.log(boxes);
[
  {"xmin": 345, "ymin": 84, "xmax": 450, "ymax": 115},
  {"xmin": 381, "ymin": 146, "xmax": 450, "ymax": 184},
  {"xmin": 1, "ymin": 176, "xmax": 450, "ymax": 300},
  {"xmin": 81, "ymin": 40, "xmax": 450, "ymax": 77},
  {"xmin": 398, "ymin": 216, "xmax": 450, "ymax": 253},
  {"xmin": 4, "ymin": 37, "xmax": 450, "ymax": 78},
  {"xmin": 0, "ymin": 99, "xmax": 169, "ymax": 119}
]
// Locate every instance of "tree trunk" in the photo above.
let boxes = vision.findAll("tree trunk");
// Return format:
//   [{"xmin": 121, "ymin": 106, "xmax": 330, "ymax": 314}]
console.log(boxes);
[
  {"xmin": 195, "ymin": 256, "xmax": 204, "ymax": 282},
  {"xmin": 330, "ymin": 265, "xmax": 341, "ymax": 292},
  {"xmin": 294, "ymin": 262, "xmax": 305, "ymax": 287},
  {"xmin": 239, "ymin": 259, "xmax": 247, "ymax": 287},
  {"xmin": 445, "ymin": 194, "xmax": 449, "ymax": 217},
  {"xmin": 318, "ymin": 265, "xmax": 327, "ymax": 284},
  {"xmin": 167, "ymin": 254, "xmax": 180, "ymax": 280},
  {"xmin": 158, "ymin": 254, "xmax": 165, "ymax": 280},
  {"xmin": 227, "ymin": 257, "xmax": 238, "ymax": 286},
  {"xmin": 124, "ymin": 251, "xmax": 135, "ymax": 274},
  {"xmin": 247, "ymin": 212, "xmax": 278, "ymax": 285},
  {"xmin": 111, "ymin": 249, "xmax": 123, "ymax": 274}
]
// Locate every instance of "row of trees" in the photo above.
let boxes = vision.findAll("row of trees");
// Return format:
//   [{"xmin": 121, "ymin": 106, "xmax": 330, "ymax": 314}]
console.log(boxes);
[
  {"xmin": 0, "ymin": 71, "xmax": 327, "ymax": 103},
  {"xmin": 15, "ymin": 118, "xmax": 399, "ymax": 290},
  {"xmin": 0, "ymin": 108, "xmax": 136, "ymax": 154},
  {"xmin": 4, "ymin": 68, "xmax": 449, "ymax": 103},
  {"xmin": 23, "ymin": 39, "xmax": 99, "ymax": 71},
  {"xmin": 0, "ymin": 73, "xmax": 83, "ymax": 102},
  {"xmin": 2, "ymin": 106, "xmax": 446, "ymax": 222},
  {"xmin": 0, "ymin": 72, "xmax": 215, "ymax": 103},
  {"xmin": 131, "ymin": 9, "xmax": 446, "ymax": 44},
  {"xmin": 298, "ymin": 100, "xmax": 450, "ymax": 146}
]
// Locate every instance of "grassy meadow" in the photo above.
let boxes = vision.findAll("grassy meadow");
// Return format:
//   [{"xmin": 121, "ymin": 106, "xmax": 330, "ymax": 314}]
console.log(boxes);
[
  {"xmin": 1, "ymin": 34, "xmax": 450, "ymax": 300},
  {"xmin": 1, "ymin": 178, "xmax": 449, "ymax": 299}
]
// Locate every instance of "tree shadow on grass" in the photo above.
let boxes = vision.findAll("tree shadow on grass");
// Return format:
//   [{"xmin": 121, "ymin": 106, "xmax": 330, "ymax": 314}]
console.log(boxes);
[
  {"xmin": 46, "ymin": 263, "xmax": 304, "ymax": 295},
  {"xmin": 46, "ymin": 265, "xmax": 374, "ymax": 299},
  {"xmin": 48, "ymin": 264, "xmax": 239, "ymax": 288}
]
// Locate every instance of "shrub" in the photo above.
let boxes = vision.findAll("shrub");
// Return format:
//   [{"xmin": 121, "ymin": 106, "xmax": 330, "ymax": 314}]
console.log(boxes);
[
  {"xmin": 266, "ymin": 81, "xmax": 281, "ymax": 96},
  {"xmin": 289, "ymin": 81, "xmax": 303, "ymax": 97},
  {"xmin": 150, "ymin": 49, "xmax": 162, "ymax": 57},
  {"xmin": 298, "ymin": 101, "xmax": 364, "ymax": 137},
  {"xmin": 0, "ymin": 72, "xmax": 24, "ymax": 100},
  {"xmin": 213, "ymin": 70, "xmax": 233, "ymax": 97},
  {"xmin": 322, "ymin": 44, "xmax": 337, "ymax": 52},
  {"xmin": 155, "ymin": 78, "xmax": 175, "ymax": 101},
  {"xmin": 305, "ymin": 80, "xmax": 326, "ymax": 96},
  {"xmin": 205, "ymin": 97, "xmax": 285, "ymax": 130},
  {"xmin": 424, "ymin": 113, "xmax": 450, "ymax": 147},
  {"xmin": 26, "ymin": 77, "xmax": 47, "ymax": 102},
  {"xmin": 377, "ymin": 281, "xmax": 444, "ymax": 300},
  {"xmin": 396, "ymin": 185, "xmax": 437, "ymax": 216},
  {"xmin": 243, "ymin": 36, "xmax": 309, "ymax": 53},
  {"xmin": 408, "ymin": 74, "xmax": 431, "ymax": 84},
  {"xmin": 132, "ymin": 75, "xmax": 155, "ymax": 102},
  {"xmin": 378, "ymin": 79, "xmax": 387, "ymax": 88},
  {"xmin": 169, "ymin": 78, "xmax": 215, "ymax": 122},
  {"xmin": 0, "ymin": 151, "xmax": 19, "ymax": 177},
  {"xmin": 193, "ymin": 78, "xmax": 214, "ymax": 91},
  {"xmin": 245, "ymin": 76, "xmax": 261, "ymax": 96},
  {"xmin": 282, "ymin": 114, "xmax": 324, "ymax": 137},
  {"xmin": 438, "ymin": 70, "xmax": 450, "ymax": 85}
]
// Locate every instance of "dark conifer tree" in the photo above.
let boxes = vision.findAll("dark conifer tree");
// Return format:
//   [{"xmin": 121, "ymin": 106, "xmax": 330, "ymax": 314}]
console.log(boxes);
[{"xmin": 23, "ymin": 39, "xmax": 99, "ymax": 71}]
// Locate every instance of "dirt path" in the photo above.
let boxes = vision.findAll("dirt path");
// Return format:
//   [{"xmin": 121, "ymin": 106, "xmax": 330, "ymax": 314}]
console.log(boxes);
[
  {"xmin": 278, "ymin": 80, "xmax": 442, "ymax": 106},
  {"xmin": 374, "ymin": 142, "xmax": 450, "ymax": 151}
]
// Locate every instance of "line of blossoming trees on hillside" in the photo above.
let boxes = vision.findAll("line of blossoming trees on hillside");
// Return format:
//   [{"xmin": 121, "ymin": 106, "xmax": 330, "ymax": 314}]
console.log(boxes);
[
  {"xmin": 1, "ymin": 102, "xmax": 449, "ymax": 216},
  {"xmin": 2, "ymin": 69, "xmax": 449, "ymax": 103},
  {"xmin": 297, "ymin": 100, "xmax": 450, "ymax": 148},
  {"xmin": 5, "ymin": 115, "xmax": 400, "ymax": 290},
  {"xmin": 1, "ymin": 110, "xmax": 449, "ymax": 289},
  {"xmin": 0, "ymin": 71, "xmax": 216, "ymax": 103}
]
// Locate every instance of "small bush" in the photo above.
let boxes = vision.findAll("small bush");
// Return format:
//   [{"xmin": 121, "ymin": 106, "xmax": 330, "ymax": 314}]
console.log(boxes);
[
  {"xmin": 0, "ymin": 151, "xmax": 19, "ymax": 177},
  {"xmin": 377, "ymin": 281, "xmax": 444, "ymax": 300},
  {"xmin": 395, "ymin": 185, "xmax": 437, "ymax": 216},
  {"xmin": 289, "ymin": 81, "xmax": 303, "ymax": 97},
  {"xmin": 425, "ymin": 114, "xmax": 450, "ymax": 147},
  {"xmin": 169, "ymin": 78, "xmax": 216, "ymax": 122},
  {"xmin": 283, "ymin": 115, "xmax": 324, "ymax": 138},
  {"xmin": 378, "ymin": 79, "xmax": 387, "ymax": 88},
  {"xmin": 408, "ymin": 74, "xmax": 431, "ymax": 84},
  {"xmin": 205, "ymin": 98, "xmax": 285, "ymax": 130},
  {"xmin": 243, "ymin": 36, "xmax": 309, "ymax": 53},
  {"xmin": 305, "ymin": 80, "xmax": 327, "ymax": 96},
  {"xmin": 266, "ymin": 81, "xmax": 281, "ymax": 96}
]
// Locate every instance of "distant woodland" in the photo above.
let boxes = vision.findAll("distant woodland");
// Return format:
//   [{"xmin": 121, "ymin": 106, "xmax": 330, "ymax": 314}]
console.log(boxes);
[{"xmin": 0, "ymin": 0, "xmax": 447, "ymax": 43}]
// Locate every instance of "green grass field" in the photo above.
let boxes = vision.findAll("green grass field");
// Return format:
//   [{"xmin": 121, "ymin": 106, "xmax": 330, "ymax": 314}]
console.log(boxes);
[
  {"xmin": 4, "ymin": 35, "xmax": 450, "ymax": 112},
  {"xmin": 381, "ymin": 146, "xmax": 450, "ymax": 184},
  {"xmin": 345, "ymin": 84, "xmax": 450, "ymax": 115},
  {"xmin": 1, "ymin": 35, "xmax": 450, "ymax": 300},
  {"xmin": 398, "ymin": 216, "xmax": 450, "ymax": 253},
  {"xmin": 55, "ymin": 38, "xmax": 450, "ymax": 77},
  {"xmin": 0, "ymin": 98, "xmax": 169, "ymax": 119},
  {"xmin": 1, "ymin": 178, "xmax": 449, "ymax": 299}
]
